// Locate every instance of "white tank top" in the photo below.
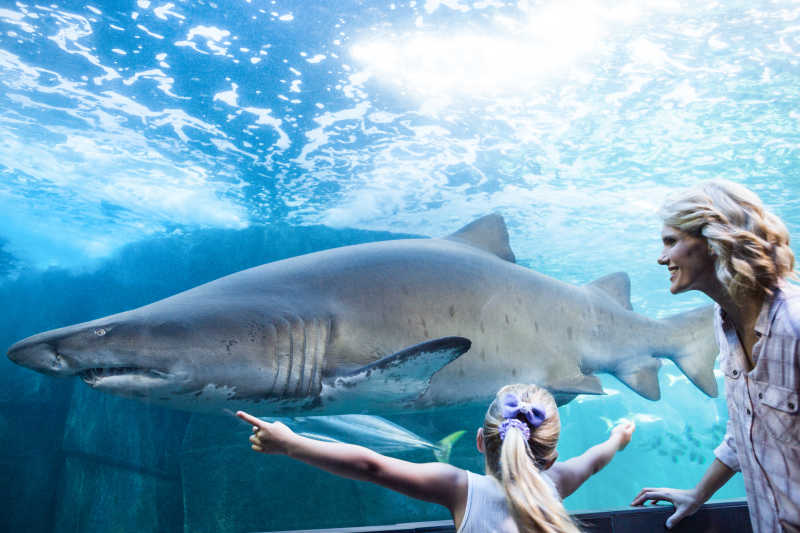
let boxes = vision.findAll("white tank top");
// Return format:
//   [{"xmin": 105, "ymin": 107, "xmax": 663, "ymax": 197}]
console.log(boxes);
[{"xmin": 456, "ymin": 470, "xmax": 560, "ymax": 533}]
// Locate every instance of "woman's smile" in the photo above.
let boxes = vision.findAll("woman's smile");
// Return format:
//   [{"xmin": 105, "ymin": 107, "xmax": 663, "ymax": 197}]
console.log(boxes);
[
  {"xmin": 668, "ymin": 266, "xmax": 678, "ymax": 282},
  {"xmin": 658, "ymin": 225, "xmax": 716, "ymax": 295}
]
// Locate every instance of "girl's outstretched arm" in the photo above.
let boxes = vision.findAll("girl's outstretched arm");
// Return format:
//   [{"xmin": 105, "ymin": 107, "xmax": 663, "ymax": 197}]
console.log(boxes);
[
  {"xmin": 547, "ymin": 421, "xmax": 635, "ymax": 499},
  {"xmin": 236, "ymin": 411, "xmax": 468, "ymax": 519}
]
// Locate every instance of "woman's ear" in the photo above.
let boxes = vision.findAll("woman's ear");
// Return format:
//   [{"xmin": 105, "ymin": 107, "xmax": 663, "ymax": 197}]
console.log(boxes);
[{"xmin": 476, "ymin": 427, "xmax": 485, "ymax": 454}]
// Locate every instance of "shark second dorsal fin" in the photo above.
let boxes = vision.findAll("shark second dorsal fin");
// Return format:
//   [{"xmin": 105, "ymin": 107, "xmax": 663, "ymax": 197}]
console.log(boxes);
[
  {"xmin": 444, "ymin": 214, "xmax": 516, "ymax": 263},
  {"xmin": 586, "ymin": 272, "xmax": 633, "ymax": 310}
]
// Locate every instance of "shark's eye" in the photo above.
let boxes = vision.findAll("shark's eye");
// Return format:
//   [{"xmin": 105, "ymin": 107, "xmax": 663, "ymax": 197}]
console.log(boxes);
[{"xmin": 94, "ymin": 328, "xmax": 107, "ymax": 337}]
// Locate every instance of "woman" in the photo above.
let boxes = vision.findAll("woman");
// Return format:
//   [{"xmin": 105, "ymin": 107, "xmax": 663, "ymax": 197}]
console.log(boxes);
[{"xmin": 632, "ymin": 179, "xmax": 799, "ymax": 532}]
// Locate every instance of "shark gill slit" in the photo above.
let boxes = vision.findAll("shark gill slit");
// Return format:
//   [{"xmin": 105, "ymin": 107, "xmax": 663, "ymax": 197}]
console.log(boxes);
[
  {"xmin": 289, "ymin": 315, "xmax": 306, "ymax": 397},
  {"xmin": 307, "ymin": 319, "xmax": 319, "ymax": 395},
  {"xmin": 308, "ymin": 317, "xmax": 329, "ymax": 395},
  {"xmin": 282, "ymin": 317, "xmax": 296, "ymax": 396},
  {"xmin": 273, "ymin": 318, "xmax": 291, "ymax": 396},
  {"xmin": 299, "ymin": 317, "xmax": 318, "ymax": 397},
  {"xmin": 266, "ymin": 322, "xmax": 279, "ymax": 395},
  {"xmin": 295, "ymin": 316, "xmax": 328, "ymax": 397}
]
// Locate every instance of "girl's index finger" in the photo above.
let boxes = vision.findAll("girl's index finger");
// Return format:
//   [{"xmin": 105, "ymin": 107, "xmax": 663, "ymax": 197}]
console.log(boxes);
[{"xmin": 236, "ymin": 410, "xmax": 265, "ymax": 427}]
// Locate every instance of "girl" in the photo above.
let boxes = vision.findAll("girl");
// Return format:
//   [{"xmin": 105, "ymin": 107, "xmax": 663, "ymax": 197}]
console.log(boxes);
[
  {"xmin": 632, "ymin": 179, "xmax": 799, "ymax": 532},
  {"xmin": 238, "ymin": 383, "xmax": 634, "ymax": 533}
]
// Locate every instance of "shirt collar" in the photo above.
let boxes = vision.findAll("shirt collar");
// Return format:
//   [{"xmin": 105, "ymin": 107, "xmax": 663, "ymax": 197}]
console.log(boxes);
[
  {"xmin": 717, "ymin": 287, "xmax": 781, "ymax": 338},
  {"xmin": 755, "ymin": 294, "xmax": 773, "ymax": 337},
  {"xmin": 759, "ymin": 283, "xmax": 790, "ymax": 337}
]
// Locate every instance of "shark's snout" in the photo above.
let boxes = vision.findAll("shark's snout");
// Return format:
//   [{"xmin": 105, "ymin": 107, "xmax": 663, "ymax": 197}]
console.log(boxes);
[
  {"xmin": 8, "ymin": 324, "xmax": 180, "ymax": 397},
  {"xmin": 7, "ymin": 336, "xmax": 71, "ymax": 376}
]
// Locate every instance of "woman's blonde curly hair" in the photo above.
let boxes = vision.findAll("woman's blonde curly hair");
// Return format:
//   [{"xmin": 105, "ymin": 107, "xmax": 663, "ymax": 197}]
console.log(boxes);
[{"xmin": 659, "ymin": 179, "xmax": 796, "ymax": 303}]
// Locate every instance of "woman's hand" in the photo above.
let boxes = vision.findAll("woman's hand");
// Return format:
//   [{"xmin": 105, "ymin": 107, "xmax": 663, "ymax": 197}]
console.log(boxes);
[
  {"xmin": 236, "ymin": 410, "xmax": 298, "ymax": 455},
  {"xmin": 610, "ymin": 420, "xmax": 635, "ymax": 451},
  {"xmin": 631, "ymin": 487, "xmax": 703, "ymax": 529}
]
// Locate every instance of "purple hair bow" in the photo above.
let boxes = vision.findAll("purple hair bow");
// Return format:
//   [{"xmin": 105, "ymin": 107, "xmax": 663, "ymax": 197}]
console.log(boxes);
[{"xmin": 501, "ymin": 393, "xmax": 546, "ymax": 429}]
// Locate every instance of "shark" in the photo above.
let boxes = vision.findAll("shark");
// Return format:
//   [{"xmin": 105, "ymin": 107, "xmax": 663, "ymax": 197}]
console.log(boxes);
[{"xmin": 6, "ymin": 214, "xmax": 718, "ymax": 416}]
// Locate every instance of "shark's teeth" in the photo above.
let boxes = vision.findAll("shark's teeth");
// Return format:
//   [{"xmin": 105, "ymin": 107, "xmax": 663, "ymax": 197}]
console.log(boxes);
[{"xmin": 79, "ymin": 367, "xmax": 166, "ymax": 384}]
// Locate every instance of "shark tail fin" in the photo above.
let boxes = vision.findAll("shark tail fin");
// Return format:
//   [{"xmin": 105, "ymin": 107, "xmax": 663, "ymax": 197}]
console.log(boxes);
[
  {"xmin": 433, "ymin": 430, "xmax": 466, "ymax": 463},
  {"xmin": 659, "ymin": 305, "xmax": 719, "ymax": 397}
]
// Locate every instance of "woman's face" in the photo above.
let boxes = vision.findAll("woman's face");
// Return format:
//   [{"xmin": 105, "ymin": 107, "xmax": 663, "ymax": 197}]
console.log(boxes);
[{"xmin": 658, "ymin": 225, "xmax": 717, "ymax": 295}]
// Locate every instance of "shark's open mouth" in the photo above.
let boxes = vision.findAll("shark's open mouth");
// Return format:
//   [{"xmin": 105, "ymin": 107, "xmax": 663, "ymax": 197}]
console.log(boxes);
[{"xmin": 80, "ymin": 367, "xmax": 170, "ymax": 385}]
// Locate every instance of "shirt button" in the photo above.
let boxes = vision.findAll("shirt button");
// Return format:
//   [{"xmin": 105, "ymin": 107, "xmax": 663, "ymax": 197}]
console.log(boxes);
[
  {"xmin": 758, "ymin": 392, "xmax": 763, "ymax": 400},
  {"xmin": 732, "ymin": 369, "xmax": 739, "ymax": 376},
  {"xmin": 746, "ymin": 408, "xmax": 752, "ymax": 415},
  {"xmin": 755, "ymin": 331, "xmax": 762, "ymax": 338},
  {"xmin": 789, "ymin": 402, "xmax": 796, "ymax": 410}
]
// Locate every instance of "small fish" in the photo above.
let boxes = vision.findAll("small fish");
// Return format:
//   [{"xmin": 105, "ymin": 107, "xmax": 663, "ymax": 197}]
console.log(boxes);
[{"xmin": 226, "ymin": 409, "xmax": 465, "ymax": 463}]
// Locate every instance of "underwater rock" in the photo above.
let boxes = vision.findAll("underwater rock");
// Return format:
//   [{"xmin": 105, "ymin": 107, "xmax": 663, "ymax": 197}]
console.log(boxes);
[
  {"xmin": 62, "ymin": 388, "xmax": 189, "ymax": 476},
  {"xmin": 54, "ymin": 455, "xmax": 182, "ymax": 532},
  {"xmin": 0, "ymin": 404, "xmax": 67, "ymax": 533}
]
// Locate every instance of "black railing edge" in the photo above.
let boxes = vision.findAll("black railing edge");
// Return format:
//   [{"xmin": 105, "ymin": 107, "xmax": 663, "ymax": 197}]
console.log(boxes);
[{"xmin": 255, "ymin": 498, "xmax": 750, "ymax": 533}]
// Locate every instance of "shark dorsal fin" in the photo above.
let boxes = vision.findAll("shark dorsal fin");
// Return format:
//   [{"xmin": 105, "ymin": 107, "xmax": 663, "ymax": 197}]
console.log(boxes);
[
  {"xmin": 586, "ymin": 272, "xmax": 633, "ymax": 310},
  {"xmin": 444, "ymin": 214, "xmax": 516, "ymax": 263}
]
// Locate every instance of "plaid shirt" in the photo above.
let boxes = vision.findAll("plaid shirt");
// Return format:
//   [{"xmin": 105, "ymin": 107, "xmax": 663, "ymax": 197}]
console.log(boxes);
[{"xmin": 714, "ymin": 283, "xmax": 800, "ymax": 533}]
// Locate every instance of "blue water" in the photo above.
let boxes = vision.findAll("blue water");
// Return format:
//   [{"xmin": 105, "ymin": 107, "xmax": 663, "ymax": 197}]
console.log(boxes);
[{"xmin": 1, "ymin": 0, "xmax": 798, "ymax": 531}]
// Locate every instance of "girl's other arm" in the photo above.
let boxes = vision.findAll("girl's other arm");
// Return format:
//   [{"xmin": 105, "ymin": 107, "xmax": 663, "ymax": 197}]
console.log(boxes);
[
  {"xmin": 236, "ymin": 411, "xmax": 468, "ymax": 518},
  {"xmin": 547, "ymin": 421, "xmax": 635, "ymax": 499}
]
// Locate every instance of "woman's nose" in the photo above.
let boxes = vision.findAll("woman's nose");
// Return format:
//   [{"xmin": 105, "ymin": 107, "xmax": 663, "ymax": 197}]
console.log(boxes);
[{"xmin": 657, "ymin": 251, "xmax": 668, "ymax": 265}]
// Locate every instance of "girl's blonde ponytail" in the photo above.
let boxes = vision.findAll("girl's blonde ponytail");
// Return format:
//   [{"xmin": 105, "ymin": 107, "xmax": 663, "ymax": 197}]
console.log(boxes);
[
  {"xmin": 499, "ymin": 427, "xmax": 580, "ymax": 533},
  {"xmin": 483, "ymin": 384, "xmax": 581, "ymax": 533}
]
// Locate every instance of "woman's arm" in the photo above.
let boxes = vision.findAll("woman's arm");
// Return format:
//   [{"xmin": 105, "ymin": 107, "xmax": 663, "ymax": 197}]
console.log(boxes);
[
  {"xmin": 547, "ymin": 421, "xmax": 635, "ymax": 498},
  {"xmin": 632, "ymin": 415, "xmax": 738, "ymax": 529},
  {"xmin": 237, "ymin": 411, "xmax": 468, "ymax": 515}
]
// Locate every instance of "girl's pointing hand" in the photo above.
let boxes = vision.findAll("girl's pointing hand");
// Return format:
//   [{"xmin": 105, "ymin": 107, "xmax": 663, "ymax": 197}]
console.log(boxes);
[{"xmin": 237, "ymin": 410, "xmax": 297, "ymax": 455}]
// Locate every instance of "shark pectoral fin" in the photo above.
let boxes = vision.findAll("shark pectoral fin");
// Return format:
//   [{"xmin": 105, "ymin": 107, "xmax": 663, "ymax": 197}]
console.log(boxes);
[
  {"xmin": 325, "ymin": 336, "xmax": 472, "ymax": 406},
  {"xmin": 613, "ymin": 358, "xmax": 662, "ymax": 400},
  {"xmin": 586, "ymin": 272, "xmax": 633, "ymax": 310},
  {"xmin": 443, "ymin": 213, "xmax": 516, "ymax": 263}
]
